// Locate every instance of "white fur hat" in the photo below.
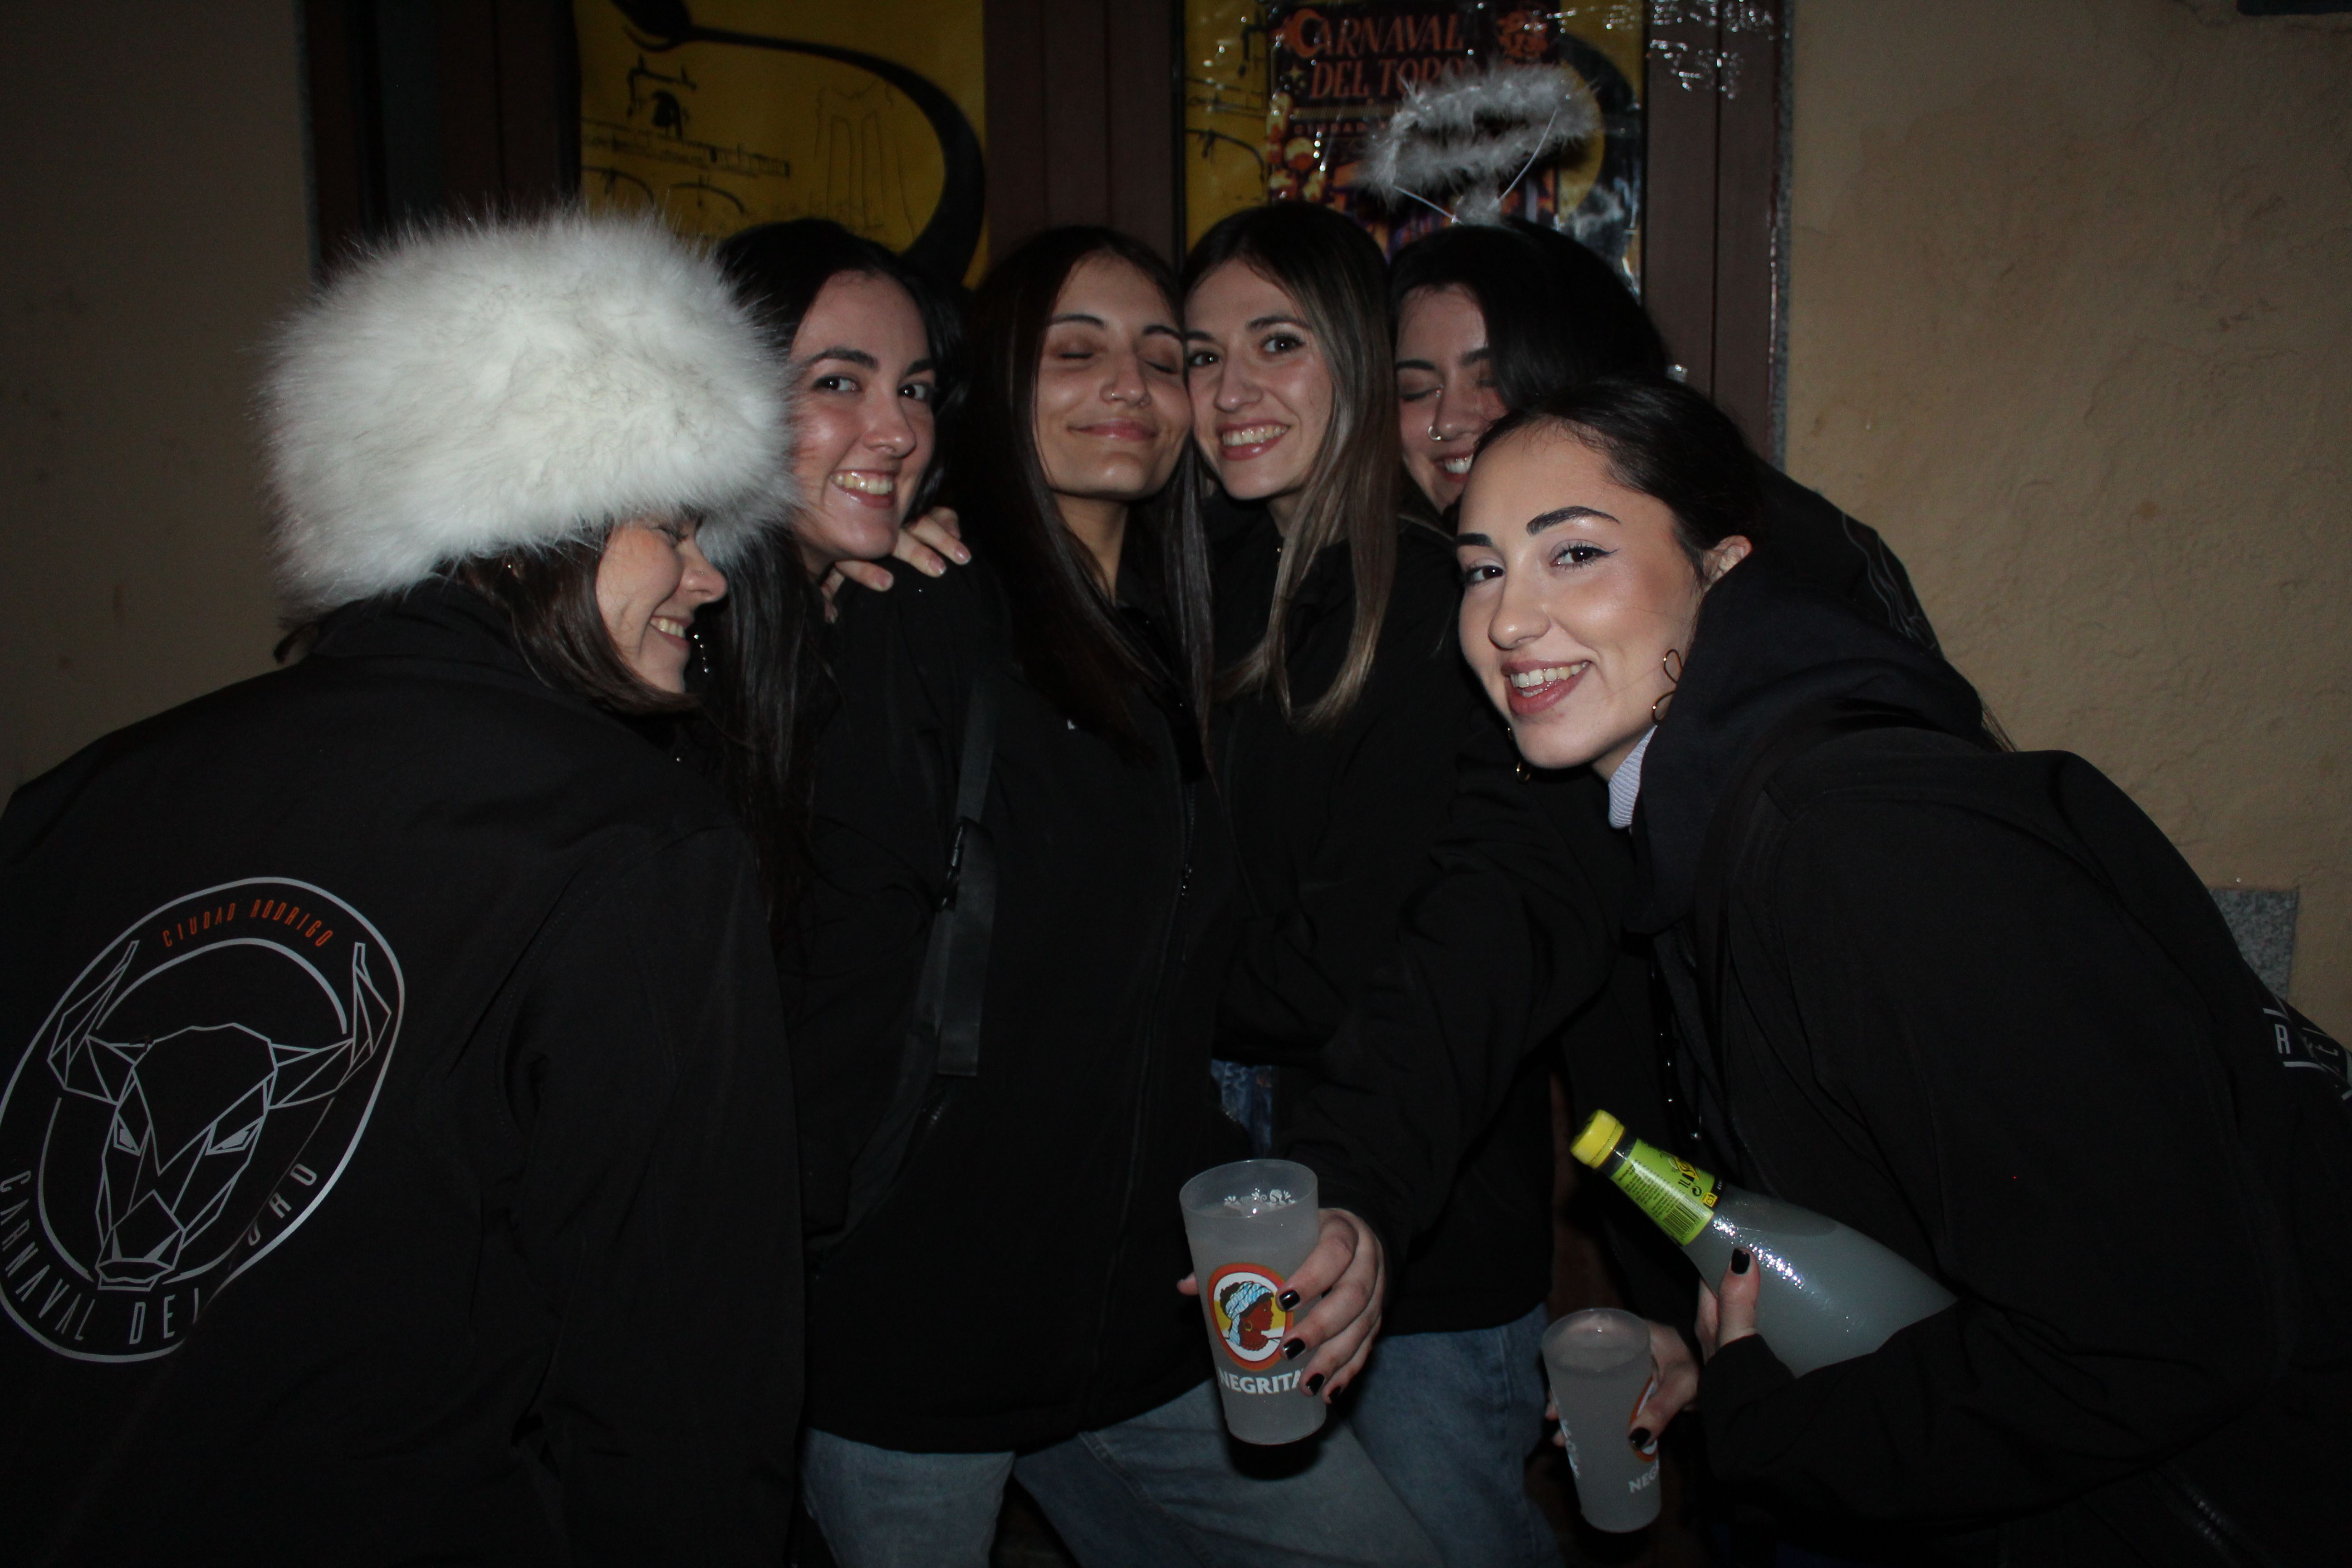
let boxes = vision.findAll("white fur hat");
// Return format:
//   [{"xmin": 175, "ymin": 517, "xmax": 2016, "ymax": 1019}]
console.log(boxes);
[{"xmin": 263, "ymin": 208, "xmax": 794, "ymax": 616}]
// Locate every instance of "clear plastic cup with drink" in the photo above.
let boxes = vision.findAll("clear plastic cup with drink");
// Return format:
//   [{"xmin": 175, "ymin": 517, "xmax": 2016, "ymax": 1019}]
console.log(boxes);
[
  {"xmin": 1178, "ymin": 1157, "xmax": 1325, "ymax": 1445},
  {"xmin": 1542, "ymin": 1307, "xmax": 1662, "ymax": 1532}
]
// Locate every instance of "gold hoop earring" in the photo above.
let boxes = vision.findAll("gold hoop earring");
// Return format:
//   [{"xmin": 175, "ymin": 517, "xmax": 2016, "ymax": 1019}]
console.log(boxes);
[{"xmin": 1651, "ymin": 647, "xmax": 1684, "ymax": 724}]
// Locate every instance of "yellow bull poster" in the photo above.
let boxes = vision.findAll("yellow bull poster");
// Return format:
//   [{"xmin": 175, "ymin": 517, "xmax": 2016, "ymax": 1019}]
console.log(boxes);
[{"xmin": 574, "ymin": 0, "xmax": 988, "ymax": 284}]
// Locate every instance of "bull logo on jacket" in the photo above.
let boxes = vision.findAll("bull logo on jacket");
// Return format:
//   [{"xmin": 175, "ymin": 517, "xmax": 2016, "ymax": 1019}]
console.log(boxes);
[
  {"xmin": 1207, "ymin": 1263, "xmax": 1292, "ymax": 1367},
  {"xmin": 0, "ymin": 879, "xmax": 402, "ymax": 1361}
]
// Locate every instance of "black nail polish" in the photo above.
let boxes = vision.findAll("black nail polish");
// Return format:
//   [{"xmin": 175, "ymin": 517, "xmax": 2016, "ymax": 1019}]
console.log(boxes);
[
  {"xmin": 1629, "ymin": 1427, "xmax": 1653, "ymax": 1450},
  {"xmin": 1305, "ymin": 1373, "xmax": 1326, "ymax": 1395},
  {"xmin": 1732, "ymin": 1249, "xmax": 1751, "ymax": 1275},
  {"xmin": 1281, "ymin": 1338, "xmax": 1305, "ymax": 1360},
  {"xmin": 1277, "ymin": 1289, "xmax": 1300, "ymax": 1310}
]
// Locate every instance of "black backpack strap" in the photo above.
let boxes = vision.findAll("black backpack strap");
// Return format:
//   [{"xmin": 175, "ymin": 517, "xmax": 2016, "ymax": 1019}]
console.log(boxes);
[
  {"xmin": 911, "ymin": 667, "xmax": 999, "ymax": 1077},
  {"xmin": 821, "ymin": 586, "xmax": 1010, "ymax": 1260}
]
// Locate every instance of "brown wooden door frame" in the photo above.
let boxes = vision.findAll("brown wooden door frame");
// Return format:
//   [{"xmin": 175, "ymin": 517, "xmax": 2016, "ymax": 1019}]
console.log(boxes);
[
  {"xmin": 301, "ymin": 0, "xmax": 578, "ymax": 275},
  {"xmin": 1642, "ymin": 0, "xmax": 1790, "ymax": 460}
]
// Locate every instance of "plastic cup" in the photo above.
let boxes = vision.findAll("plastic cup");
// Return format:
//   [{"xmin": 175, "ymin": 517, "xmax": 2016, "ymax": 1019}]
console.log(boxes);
[
  {"xmin": 1179, "ymin": 1157, "xmax": 1325, "ymax": 1445},
  {"xmin": 1542, "ymin": 1308, "xmax": 1662, "ymax": 1532}
]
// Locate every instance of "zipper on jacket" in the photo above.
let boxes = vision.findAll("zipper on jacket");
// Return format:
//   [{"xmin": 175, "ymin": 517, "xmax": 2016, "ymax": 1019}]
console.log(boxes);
[{"xmin": 1078, "ymin": 760, "xmax": 1197, "ymax": 1419}]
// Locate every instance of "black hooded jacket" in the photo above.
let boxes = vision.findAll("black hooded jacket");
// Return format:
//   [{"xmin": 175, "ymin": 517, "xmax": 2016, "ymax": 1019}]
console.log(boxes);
[
  {"xmin": 0, "ymin": 585, "xmax": 802, "ymax": 1567},
  {"xmin": 785, "ymin": 559, "xmax": 1241, "ymax": 1453},
  {"xmin": 1635, "ymin": 561, "xmax": 2352, "ymax": 1565},
  {"xmin": 1211, "ymin": 503, "xmax": 1560, "ymax": 1336},
  {"xmin": 1284, "ymin": 496, "xmax": 1943, "ymax": 1329}
]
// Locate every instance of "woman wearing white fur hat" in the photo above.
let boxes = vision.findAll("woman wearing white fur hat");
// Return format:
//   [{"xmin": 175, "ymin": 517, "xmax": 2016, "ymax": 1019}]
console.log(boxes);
[{"xmin": 0, "ymin": 210, "xmax": 807, "ymax": 1564}]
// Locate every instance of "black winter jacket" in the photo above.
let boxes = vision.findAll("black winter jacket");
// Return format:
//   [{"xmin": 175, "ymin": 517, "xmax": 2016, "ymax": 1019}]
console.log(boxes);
[
  {"xmin": 1284, "ymin": 485, "xmax": 1939, "ymax": 1328},
  {"xmin": 1640, "ymin": 562, "xmax": 2352, "ymax": 1565},
  {"xmin": 786, "ymin": 560, "xmax": 1241, "ymax": 1452},
  {"xmin": 0, "ymin": 585, "xmax": 802, "ymax": 1566},
  {"xmin": 1212, "ymin": 504, "xmax": 1558, "ymax": 1336}
]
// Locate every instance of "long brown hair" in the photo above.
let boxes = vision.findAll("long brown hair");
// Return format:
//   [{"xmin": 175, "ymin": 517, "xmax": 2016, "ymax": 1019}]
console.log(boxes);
[
  {"xmin": 951, "ymin": 226, "xmax": 1214, "ymax": 752},
  {"xmin": 1182, "ymin": 203, "xmax": 1401, "ymax": 731}
]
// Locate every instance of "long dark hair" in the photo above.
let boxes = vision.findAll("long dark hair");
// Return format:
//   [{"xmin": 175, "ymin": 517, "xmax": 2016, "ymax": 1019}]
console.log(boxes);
[
  {"xmin": 1389, "ymin": 219, "xmax": 1669, "ymax": 411},
  {"xmin": 1183, "ymin": 202, "xmax": 1401, "ymax": 732},
  {"xmin": 715, "ymin": 217, "xmax": 967, "ymax": 522},
  {"xmin": 1479, "ymin": 377, "xmax": 1764, "ymax": 565},
  {"xmin": 706, "ymin": 218, "xmax": 965, "ymax": 917},
  {"xmin": 950, "ymin": 226, "xmax": 1213, "ymax": 751}
]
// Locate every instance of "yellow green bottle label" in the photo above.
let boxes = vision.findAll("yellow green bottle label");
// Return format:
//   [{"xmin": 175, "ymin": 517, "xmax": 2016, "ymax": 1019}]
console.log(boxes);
[{"xmin": 1607, "ymin": 1140, "xmax": 1720, "ymax": 1245}]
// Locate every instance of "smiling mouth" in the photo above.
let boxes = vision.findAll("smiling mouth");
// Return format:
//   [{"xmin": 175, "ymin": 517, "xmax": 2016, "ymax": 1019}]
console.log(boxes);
[
  {"xmin": 829, "ymin": 470, "xmax": 897, "ymax": 497},
  {"xmin": 1219, "ymin": 422, "xmax": 1289, "ymax": 451},
  {"xmin": 1438, "ymin": 456, "xmax": 1473, "ymax": 476},
  {"xmin": 650, "ymin": 616, "xmax": 690, "ymax": 640},
  {"xmin": 1504, "ymin": 661, "xmax": 1590, "ymax": 714}
]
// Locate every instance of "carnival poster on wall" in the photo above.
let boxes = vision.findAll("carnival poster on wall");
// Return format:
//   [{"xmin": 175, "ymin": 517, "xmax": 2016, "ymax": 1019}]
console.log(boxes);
[
  {"xmin": 575, "ymin": 0, "xmax": 988, "ymax": 286},
  {"xmin": 1184, "ymin": 1, "xmax": 1645, "ymax": 283}
]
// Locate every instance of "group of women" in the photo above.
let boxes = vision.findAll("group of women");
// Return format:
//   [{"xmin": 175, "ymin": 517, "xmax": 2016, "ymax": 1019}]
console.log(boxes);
[
  {"xmin": 7, "ymin": 198, "xmax": 2342, "ymax": 1568},
  {"xmin": 701, "ymin": 201, "xmax": 2345, "ymax": 1568}
]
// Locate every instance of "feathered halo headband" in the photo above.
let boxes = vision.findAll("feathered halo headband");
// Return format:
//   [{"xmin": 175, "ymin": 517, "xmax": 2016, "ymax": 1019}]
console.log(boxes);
[{"xmin": 1356, "ymin": 61, "xmax": 1598, "ymax": 226}]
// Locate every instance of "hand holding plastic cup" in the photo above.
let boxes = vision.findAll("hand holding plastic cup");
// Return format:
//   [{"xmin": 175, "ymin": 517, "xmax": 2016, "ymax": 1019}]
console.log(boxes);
[
  {"xmin": 1179, "ymin": 1158, "xmax": 1325, "ymax": 1445},
  {"xmin": 1542, "ymin": 1308, "xmax": 1662, "ymax": 1532}
]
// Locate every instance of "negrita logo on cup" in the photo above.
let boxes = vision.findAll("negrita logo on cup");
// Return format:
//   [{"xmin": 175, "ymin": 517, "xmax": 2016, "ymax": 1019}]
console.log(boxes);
[{"xmin": 1207, "ymin": 1262, "xmax": 1292, "ymax": 1372}]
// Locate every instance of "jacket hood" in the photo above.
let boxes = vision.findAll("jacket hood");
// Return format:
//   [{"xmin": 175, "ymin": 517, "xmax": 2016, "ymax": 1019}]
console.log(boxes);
[
  {"xmin": 1630, "ymin": 555, "xmax": 1986, "ymax": 932},
  {"xmin": 262, "ymin": 209, "xmax": 794, "ymax": 617}
]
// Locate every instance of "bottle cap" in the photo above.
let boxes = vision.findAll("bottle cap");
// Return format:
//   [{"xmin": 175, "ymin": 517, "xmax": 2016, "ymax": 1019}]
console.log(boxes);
[{"xmin": 1569, "ymin": 1109, "xmax": 1626, "ymax": 1169}]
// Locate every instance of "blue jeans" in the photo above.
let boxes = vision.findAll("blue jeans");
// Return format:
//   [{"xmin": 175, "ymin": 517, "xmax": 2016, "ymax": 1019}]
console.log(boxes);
[
  {"xmin": 803, "ymin": 1379, "xmax": 1442, "ymax": 1568},
  {"xmin": 1345, "ymin": 1305, "xmax": 1558, "ymax": 1568}
]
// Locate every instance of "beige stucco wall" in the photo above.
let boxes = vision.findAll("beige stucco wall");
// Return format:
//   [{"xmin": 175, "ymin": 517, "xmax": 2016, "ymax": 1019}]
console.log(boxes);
[
  {"xmin": 1788, "ymin": 0, "xmax": 2352, "ymax": 1030},
  {"xmin": 0, "ymin": 1, "xmax": 308, "ymax": 794}
]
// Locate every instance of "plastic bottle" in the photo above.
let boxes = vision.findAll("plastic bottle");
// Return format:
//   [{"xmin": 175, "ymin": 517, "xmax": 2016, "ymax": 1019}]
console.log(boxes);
[{"xmin": 1570, "ymin": 1109, "xmax": 1956, "ymax": 1376}]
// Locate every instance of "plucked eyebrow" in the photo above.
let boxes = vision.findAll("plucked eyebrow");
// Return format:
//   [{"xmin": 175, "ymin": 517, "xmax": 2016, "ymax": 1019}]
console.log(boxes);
[
  {"xmin": 1527, "ymin": 505, "xmax": 1620, "ymax": 533},
  {"xmin": 1249, "ymin": 313, "xmax": 1307, "ymax": 331},
  {"xmin": 1395, "ymin": 357, "xmax": 1438, "ymax": 373},
  {"xmin": 905, "ymin": 358, "xmax": 936, "ymax": 377},
  {"xmin": 1054, "ymin": 313, "xmax": 1181, "ymax": 343},
  {"xmin": 807, "ymin": 346, "xmax": 878, "ymax": 369}
]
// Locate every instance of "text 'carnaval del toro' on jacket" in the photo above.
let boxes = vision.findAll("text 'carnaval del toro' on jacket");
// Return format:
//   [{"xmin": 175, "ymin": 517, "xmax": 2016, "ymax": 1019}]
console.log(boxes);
[
  {"xmin": 1637, "ymin": 559, "xmax": 2352, "ymax": 1566},
  {"xmin": 785, "ymin": 558, "xmax": 1241, "ymax": 1453},
  {"xmin": 1211, "ymin": 502, "xmax": 1562, "ymax": 1337},
  {"xmin": 0, "ymin": 585, "xmax": 802, "ymax": 1566}
]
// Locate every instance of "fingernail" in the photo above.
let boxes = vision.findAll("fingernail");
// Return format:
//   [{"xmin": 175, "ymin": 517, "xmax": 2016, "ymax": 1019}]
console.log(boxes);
[
  {"xmin": 921, "ymin": 559, "xmax": 944, "ymax": 576},
  {"xmin": 952, "ymin": 545, "xmax": 970, "ymax": 562},
  {"xmin": 1281, "ymin": 1339, "xmax": 1304, "ymax": 1360},
  {"xmin": 1629, "ymin": 1427, "xmax": 1653, "ymax": 1449},
  {"xmin": 1305, "ymin": 1373, "xmax": 1326, "ymax": 1395},
  {"xmin": 1277, "ymin": 1290, "xmax": 1300, "ymax": 1310},
  {"xmin": 1732, "ymin": 1249, "xmax": 1751, "ymax": 1275}
]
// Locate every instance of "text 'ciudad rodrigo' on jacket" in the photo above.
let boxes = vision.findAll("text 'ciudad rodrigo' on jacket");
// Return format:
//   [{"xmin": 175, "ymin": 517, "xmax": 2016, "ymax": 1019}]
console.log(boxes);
[{"xmin": 0, "ymin": 584, "xmax": 802, "ymax": 1566}]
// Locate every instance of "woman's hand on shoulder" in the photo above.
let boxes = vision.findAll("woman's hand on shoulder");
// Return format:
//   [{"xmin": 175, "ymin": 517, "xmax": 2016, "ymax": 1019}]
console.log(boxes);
[
  {"xmin": 819, "ymin": 508, "xmax": 970, "ymax": 617},
  {"xmin": 1176, "ymin": 1206, "xmax": 1387, "ymax": 1404}
]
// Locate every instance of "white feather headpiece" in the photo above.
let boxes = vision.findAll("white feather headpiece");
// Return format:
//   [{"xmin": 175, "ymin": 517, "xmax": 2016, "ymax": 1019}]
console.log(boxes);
[
  {"xmin": 263, "ymin": 208, "xmax": 795, "ymax": 617},
  {"xmin": 1357, "ymin": 62, "xmax": 1597, "ymax": 225}
]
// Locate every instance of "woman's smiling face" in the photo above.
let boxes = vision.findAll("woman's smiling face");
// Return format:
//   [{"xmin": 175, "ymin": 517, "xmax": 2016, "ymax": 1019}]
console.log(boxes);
[
  {"xmin": 1395, "ymin": 284, "xmax": 1504, "ymax": 513},
  {"xmin": 786, "ymin": 270, "xmax": 936, "ymax": 574},
  {"xmin": 1455, "ymin": 421, "xmax": 1748, "ymax": 774},
  {"xmin": 1031, "ymin": 253, "xmax": 1191, "ymax": 507},
  {"xmin": 595, "ymin": 515, "xmax": 727, "ymax": 695},
  {"xmin": 1182, "ymin": 260, "xmax": 1334, "ymax": 522}
]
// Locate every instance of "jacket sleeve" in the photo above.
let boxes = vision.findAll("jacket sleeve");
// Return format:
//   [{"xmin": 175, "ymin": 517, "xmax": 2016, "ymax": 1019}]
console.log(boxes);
[
  {"xmin": 1282, "ymin": 730, "xmax": 1628, "ymax": 1254},
  {"xmin": 779, "ymin": 574, "xmax": 960, "ymax": 1239},
  {"xmin": 1215, "ymin": 601, "xmax": 1471, "ymax": 1064},
  {"xmin": 1700, "ymin": 798, "xmax": 2293, "ymax": 1525},
  {"xmin": 505, "ymin": 827, "xmax": 800, "ymax": 1566}
]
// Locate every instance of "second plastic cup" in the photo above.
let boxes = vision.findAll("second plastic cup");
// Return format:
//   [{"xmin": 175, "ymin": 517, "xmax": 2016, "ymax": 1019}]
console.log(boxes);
[
  {"xmin": 1179, "ymin": 1157, "xmax": 1325, "ymax": 1445},
  {"xmin": 1542, "ymin": 1308, "xmax": 1662, "ymax": 1532}
]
